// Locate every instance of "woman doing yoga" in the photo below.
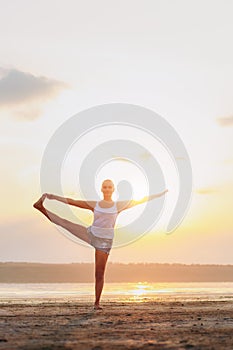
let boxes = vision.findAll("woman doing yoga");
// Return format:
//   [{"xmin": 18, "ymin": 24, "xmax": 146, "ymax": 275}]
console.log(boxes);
[{"xmin": 33, "ymin": 179, "xmax": 168, "ymax": 310}]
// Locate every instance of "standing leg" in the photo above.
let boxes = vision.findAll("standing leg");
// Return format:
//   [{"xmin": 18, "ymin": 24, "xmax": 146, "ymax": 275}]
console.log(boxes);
[
  {"xmin": 94, "ymin": 249, "xmax": 109, "ymax": 310},
  {"xmin": 33, "ymin": 194, "xmax": 91, "ymax": 244}
]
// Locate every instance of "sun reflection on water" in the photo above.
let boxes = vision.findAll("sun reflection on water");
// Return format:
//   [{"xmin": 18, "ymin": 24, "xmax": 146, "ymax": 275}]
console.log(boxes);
[
  {"xmin": 122, "ymin": 282, "xmax": 190, "ymax": 303},
  {"xmin": 126, "ymin": 282, "xmax": 153, "ymax": 302},
  {"xmin": 132, "ymin": 282, "xmax": 149, "ymax": 295}
]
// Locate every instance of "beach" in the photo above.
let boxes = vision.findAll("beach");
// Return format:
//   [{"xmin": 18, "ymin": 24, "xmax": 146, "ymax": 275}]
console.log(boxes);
[{"xmin": 0, "ymin": 297, "xmax": 233, "ymax": 350}]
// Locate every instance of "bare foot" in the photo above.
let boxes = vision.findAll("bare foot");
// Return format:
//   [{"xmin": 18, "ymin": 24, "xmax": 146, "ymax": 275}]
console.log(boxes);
[
  {"xmin": 93, "ymin": 304, "xmax": 103, "ymax": 310},
  {"xmin": 33, "ymin": 194, "xmax": 46, "ymax": 211}
]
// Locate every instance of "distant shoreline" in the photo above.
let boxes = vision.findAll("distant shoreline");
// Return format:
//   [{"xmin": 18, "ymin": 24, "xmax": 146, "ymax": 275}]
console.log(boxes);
[{"xmin": 1, "ymin": 262, "xmax": 233, "ymax": 283}]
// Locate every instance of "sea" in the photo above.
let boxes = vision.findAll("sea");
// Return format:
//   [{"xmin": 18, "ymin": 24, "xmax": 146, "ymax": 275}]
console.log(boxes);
[{"xmin": 1, "ymin": 282, "xmax": 233, "ymax": 303}]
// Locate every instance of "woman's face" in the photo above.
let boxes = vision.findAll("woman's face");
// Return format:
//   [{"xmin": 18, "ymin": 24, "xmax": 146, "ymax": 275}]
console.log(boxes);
[{"xmin": 101, "ymin": 181, "xmax": 115, "ymax": 197}]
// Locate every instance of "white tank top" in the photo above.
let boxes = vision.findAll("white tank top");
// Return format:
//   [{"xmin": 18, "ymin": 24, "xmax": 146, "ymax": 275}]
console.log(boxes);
[{"xmin": 90, "ymin": 201, "xmax": 119, "ymax": 239}]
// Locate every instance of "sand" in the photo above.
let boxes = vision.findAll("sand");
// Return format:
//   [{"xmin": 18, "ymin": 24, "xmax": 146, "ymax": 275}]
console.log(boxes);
[{"xmin": 0, "ymin": 298, "xmax": 233, "ymax": 350}]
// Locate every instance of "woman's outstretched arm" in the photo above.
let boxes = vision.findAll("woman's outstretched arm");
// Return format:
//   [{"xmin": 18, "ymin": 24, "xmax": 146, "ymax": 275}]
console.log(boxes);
[
  {"xmin": 45, "ymin": 193, "xmax": 95, "ymax": 211},
  {"xmin": 136, "ymin": 189, "xmax": 168, "ymax": 204},
  {"xmin": 117, "ymin": 189, "xmax": 168, "ymax": 212}
]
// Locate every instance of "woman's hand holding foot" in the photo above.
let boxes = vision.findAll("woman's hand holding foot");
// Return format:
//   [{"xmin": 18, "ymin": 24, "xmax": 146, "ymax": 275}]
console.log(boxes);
[{"xmin": 33, "ymin": 194, "xmax": 46, "ymax": 210}]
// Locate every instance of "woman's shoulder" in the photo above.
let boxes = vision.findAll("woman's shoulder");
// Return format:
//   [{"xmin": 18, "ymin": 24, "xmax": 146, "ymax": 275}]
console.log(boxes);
[
  {"xmin": 85, "ymin": 200, "xmax": 98, "ymax": 212},
  {"xmin": 116, "ymin": 199, "xmax": 135, "ymax": 213}
]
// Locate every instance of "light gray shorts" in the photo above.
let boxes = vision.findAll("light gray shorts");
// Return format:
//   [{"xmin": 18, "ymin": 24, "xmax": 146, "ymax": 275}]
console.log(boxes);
[{"xmin": 87, "ymin": 226, "xmax": 113, "ymax": 255}]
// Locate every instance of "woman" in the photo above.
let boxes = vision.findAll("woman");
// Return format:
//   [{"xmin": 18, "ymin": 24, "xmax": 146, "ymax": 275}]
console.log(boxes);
[{"xmin": 33, "ymin": 179, "xmax": 168, "ymax": 310}]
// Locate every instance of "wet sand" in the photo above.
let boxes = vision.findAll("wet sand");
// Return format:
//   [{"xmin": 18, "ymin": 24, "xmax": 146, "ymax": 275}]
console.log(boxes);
[{"xmin": 0, "ymin": 298, "xmax": 233, "ymax": 349}]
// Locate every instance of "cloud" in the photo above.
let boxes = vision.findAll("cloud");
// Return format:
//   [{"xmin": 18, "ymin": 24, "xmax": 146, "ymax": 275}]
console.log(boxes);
[
  {"xmin": 216, "ymin": 116, "xmax": 233, "ymax": 127},
  {"xmin": 195, "ymin": 187, "xmax": 219, "ymax": 195},
  {"xmin": 11, "ymin": 106, "xmax": 43, "ymax": 120},
  {"xmin": 0, "ymin": 68, "xmax": 70, "ymax": 120},
  {"xmin": 223, "ymin": 158, "xmax": 233, "ymax": 164},
  {"xmin": 139, "ymin": 151, "xmax": 153, "ymax": 160}
]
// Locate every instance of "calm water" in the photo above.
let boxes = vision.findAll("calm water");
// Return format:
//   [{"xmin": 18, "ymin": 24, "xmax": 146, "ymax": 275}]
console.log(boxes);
[{"xmin": 1, "ymin": 282, "xmax": 233, "ymax": 302}]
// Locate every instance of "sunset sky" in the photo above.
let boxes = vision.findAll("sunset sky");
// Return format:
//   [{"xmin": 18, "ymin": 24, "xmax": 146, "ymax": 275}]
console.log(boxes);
[{"xmin": 0, "ymin": 0, "xmax": 232, "ymax": 264}]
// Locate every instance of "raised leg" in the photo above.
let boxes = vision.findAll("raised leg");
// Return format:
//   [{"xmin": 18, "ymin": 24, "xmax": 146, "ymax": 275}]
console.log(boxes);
[
  {"xmin": 94, "ymin": 249, "xmax": 109, "ymax": 310},
  {"xmin": 33, "ymin": 195, "xmax": 91, "ymax": 244}
]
